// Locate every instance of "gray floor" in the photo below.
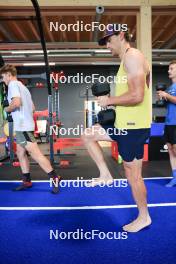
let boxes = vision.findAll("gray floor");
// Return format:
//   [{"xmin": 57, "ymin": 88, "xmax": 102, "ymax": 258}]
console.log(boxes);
[{"xmin": 0, "ymin": 143, "xmax": 171, "ymax": 180}]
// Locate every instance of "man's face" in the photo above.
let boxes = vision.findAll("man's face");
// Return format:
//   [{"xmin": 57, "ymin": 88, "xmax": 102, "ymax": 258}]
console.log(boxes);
[
  {"xmin": 106, "ymin": 34, "xmax": 121, "ymax": 56},
  {"xmin": 168, "ymin": 63, "xmax": 176, "ymax": 79},
  {"xmin": 1, "ymin": 72, "xmax": 11, "ymax": 85}
]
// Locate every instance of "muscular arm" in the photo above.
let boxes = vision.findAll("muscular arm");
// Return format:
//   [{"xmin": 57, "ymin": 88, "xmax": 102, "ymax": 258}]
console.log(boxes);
[
  {"xmin": 108, "ymin": 50, "xmax": 147, "ymax": 106},
  {"xmin": 166, "ymin": 94, "xmax": 176, "ymax": 104},
  {"xmin": 157, "ymin": 91, "xmax": 176, "ymax": 104},
  {"xmin": 5, "ymin": 97, "xmax": 22, "ymax": 113}
]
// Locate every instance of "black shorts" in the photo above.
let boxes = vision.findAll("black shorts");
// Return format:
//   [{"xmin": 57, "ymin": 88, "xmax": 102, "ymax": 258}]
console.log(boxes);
[
  {"xmin": 164, "ymin": 125, "xmax": 176, "ymax": 145},
  {"xmin": 101, "ymin": 125, "xmax": 150, "ymax": 162}
]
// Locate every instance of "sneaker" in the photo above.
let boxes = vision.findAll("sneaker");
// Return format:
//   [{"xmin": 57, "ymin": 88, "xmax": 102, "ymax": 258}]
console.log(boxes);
[
  {"xmin": 12, "ymin": 181, "xmax": 33, "ymax": 191},
  {"xmin": 51, "ymin": 176, "xmax": 62, "ymax": 194}
]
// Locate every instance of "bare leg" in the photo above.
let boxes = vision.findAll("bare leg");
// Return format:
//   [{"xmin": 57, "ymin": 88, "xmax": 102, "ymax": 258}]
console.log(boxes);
[
  {"xmin": 82, "ymin": 124, "xmax": 113, "ymax": 186},
  {"xmin": 13, "ymin": 144, "xmax": 32, "ymax": 191},
  {"xmin": 25, "ymin": 142, "xmax": 53, "ymax": 173},
  {"xmin": 168, "ymin": 143, "xmax": 176, "ymax": 170},
  {"xmin": 122, "ymin": 159, "xmax": 151, "ymax": 232},
  {"xmin": 25, "ymin": 141, "xmax": 61, "ymax": 194},
  {"xmin": 16, "ymin": 144, "xmax": 30, "ymax": 174},
  {"xmin": 166, "ymin": 143, "xmax": 176, "ymax": 187}
]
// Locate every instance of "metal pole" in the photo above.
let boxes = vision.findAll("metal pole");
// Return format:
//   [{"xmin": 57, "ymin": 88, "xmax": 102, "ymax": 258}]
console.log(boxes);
[{"xmin": 7, "ymin": 115, "xmax": 14, "ymax": 163}]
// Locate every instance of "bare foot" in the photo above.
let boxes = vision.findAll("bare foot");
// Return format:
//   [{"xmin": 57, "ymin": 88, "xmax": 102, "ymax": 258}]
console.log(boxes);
[
  {"xmin": 86, "ymin": 176, "xmax": 113, "ymax": 187},
  {"xmin": 123, "ymin": 215, "xmax": 152, "ymax": 233}
]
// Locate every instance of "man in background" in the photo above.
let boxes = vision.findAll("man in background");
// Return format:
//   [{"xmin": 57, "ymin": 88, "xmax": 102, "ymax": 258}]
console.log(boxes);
[
  {"xmin": 0, "ymin": 64, "xmax": 61, "ymax": 194},
  {"xmin": 157, "ymin": 60, "xmax": 176, "ymax": 187}
]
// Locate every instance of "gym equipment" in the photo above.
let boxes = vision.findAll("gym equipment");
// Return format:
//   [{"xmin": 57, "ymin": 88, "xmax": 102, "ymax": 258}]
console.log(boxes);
[
  {"xmin": 0, "ymin": 81, "xmax": 15, "ymax": 163},
  {"xmin": 0, "ymin": 81, "xmax": 7, "ymax": 119},
  {"xmin": 3, "ymin": 122, "xmax": 16, "ymax": 137},
  {"xmin": 4, "ymin": 115, "xmax": 15, "ymax": 163},
  {"xmin": 0, "ymin": 82, "xmax": 8, "ymax": 161},
  {"xmin": 50, "ymin": 71, "xmax": 64, "ymax": 127},
  {"xmin": 0, "ymin": 1, "xmax": 77, "ymax": 169},
  {"xmin": 149, "ymin": 123, "xmax": 168, "ymax": 161},
  {"xmin": 31, "ymin": 0, "xmax": 55, "ymax": 164},
  {"xmin": 50, "ymin": 71, "xmax": 76, "ymax": 167},
  {"xmin": 1, "ymin": 83, "xmax": 15, "ymax": 163},
  {"xmin": 31, "ymin": 1, "xmax": 73, "ymax": 168},
  {"xmin": 91, "ymin": 82, "xmax": 116, "ymax": 125},
  {"xmin": 93, "ymin": 6, "xmax": 104, "ymax": 42},
  {"xmin": 85, "ymin": 86, "xmax": 89, "ymax": 128},
  {"xmin": 0, "ymin": 53, "xmax": 4, "ymax": 68},
  {"xmin": 33, "ymin": 109, "xmax": 56, "ymax": 143},
  {"xmin": 155, "ymin": 83, "xmax": 167, "ymax": 107}
]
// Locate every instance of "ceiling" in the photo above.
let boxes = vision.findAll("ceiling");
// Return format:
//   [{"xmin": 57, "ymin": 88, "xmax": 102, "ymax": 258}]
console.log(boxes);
[{"xmin": 0, "ymin": 6, "xmax": 176, "ymax": 66}]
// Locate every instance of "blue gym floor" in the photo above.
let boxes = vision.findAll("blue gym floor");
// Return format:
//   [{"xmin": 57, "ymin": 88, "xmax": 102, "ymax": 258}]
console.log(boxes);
[{"xmin": 0, "ymin": 179, "xmax": 175, "ymax": 264}]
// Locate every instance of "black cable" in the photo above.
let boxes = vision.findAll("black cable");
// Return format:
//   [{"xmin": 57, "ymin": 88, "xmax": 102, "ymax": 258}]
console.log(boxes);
[
  {"xmin": 0, "ymin": 53, "xmax": 5, "ymax": 67},
  {"xmin": 31, "ymin": 0, "xmax": 54, "ymax": 163},
  {"xmin": 30, "ymin": 0, "xmax": 51, "ymax": 95}
]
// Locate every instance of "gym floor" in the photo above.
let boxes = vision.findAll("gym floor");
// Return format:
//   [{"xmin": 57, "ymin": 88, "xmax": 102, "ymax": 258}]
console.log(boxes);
[
  {"xmin": 0, "ymin": 159, "xmax": 175, "ymax": 264},
  {"xmin": 0, "ymin": 144, "xmax": 171, "ymax": 180},
  {"xmin": 0, "ymin": 144, "xmax": 175, "ymax": 264}
]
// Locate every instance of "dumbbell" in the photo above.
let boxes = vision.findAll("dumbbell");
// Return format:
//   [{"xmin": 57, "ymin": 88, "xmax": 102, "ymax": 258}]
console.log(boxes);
[
  {"xmin": 2, "ymin": 94, "xmax": 14, "ymax": 124},
  {"xmin": 3, "ymin": 99, "xmax": 9, "ymax": 108},
  {"xmin": 91, "ymin": 82, "xmax": 116, "ymax": 125},
  {"xmin": 156, "ymin": 83, "xmax": 167, "ymax": 107},
  {"xmin": 2, "ymin": 87, "xmax": 9, "ymax": 120}
]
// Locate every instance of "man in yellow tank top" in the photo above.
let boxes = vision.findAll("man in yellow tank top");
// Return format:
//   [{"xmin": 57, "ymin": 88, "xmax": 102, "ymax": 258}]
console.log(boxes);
[{"xmin": 82, "ymin": 24, "xmax": 152, "ymax": 232}]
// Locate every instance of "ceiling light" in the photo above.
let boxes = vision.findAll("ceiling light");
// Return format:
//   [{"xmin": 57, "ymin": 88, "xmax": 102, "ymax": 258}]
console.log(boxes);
[
  {"xmin": 23, "ymin": 62, "xmax": 55, "ymax": 66},
  {"xmin": 12, "ymin": 50, "xmax": 44, "ymax": 54}
]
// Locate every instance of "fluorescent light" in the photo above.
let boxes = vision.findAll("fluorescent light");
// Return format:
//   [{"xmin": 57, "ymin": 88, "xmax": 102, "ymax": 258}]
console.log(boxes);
[
  {"xmin": 153, "ymin": 61, "xmax": 169, "ymax": 65},
  {"xmin": 94, "ymin": 49, "xmax": 111, "ymax": 54},
  {"xmin": 48, "ymin": 49, "xmax": 93, "ymax": 53},
  {"xmin": 23, "ymin": 62, "xmax": 55, "ymax": 66},
  {"xmin": 11, "ymin": 49, "xmax": 111, "ymax": 55},
  {"xmin": 3, "ymin": 55, "xmax": 26, "ymax": 58},
  {"xmin": 12, "ymin": 50, "xmax": 44, "ymax": 54},
  {"xmin": 31, "ymin": 54, "xmax": 92, "ymax": 58},
  {"xmin": 91, "ymin": 61, "xmax": 120, "ymax": 65},
  {"xmin": 48, "ymin": 54, "xmax": 92, "ymax": 57}
]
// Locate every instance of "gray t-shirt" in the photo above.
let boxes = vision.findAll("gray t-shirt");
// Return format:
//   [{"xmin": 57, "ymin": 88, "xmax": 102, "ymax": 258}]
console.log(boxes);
[{"xmin": 8, "ymin": 80, "xmax": 35, "ymax": 131}]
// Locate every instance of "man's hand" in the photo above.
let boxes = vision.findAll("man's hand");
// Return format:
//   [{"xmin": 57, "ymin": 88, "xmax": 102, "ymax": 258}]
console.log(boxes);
[
  {"xmin": 3, "ymin": 97, "xmax": 21, "ymax": 113},
  {"xmin": 3, "ymin": 99, "xmax": 9, "ymax": 108},
  {"xmin": 157, "ymin": 91, "xmax": 168, "ymax": 100},
  {"xmin": 4, "ymin": 107, "xmax": 8, "ymax": 113},
  {"xmin": 97, "ymin": 95, "xmax": 110, "ymax": 107}
]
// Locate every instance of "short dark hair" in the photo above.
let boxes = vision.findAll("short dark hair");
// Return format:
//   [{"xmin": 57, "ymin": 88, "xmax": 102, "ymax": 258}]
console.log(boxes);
[
  {"xmin": 0, "ymin": 64, "xmax": 17, "ymax": 76},
  {"xmin": 114, "ymin": 30, "xmax": 131, "ymax": 42}
]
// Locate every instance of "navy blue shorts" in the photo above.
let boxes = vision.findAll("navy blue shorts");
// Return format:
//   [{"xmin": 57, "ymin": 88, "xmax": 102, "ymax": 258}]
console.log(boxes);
[
  {"xmin": 101, "ymin": 125, "xmax": 150, "ymax": 162},
  {"xmin": 164, "ymin": 125, "xmax": 176, "ymax": 145}
]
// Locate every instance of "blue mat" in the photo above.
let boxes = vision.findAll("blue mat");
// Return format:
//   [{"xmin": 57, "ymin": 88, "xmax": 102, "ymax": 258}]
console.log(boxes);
[
  {"xmin": 0, "ymin": 179, "xmax": 175, "ymax": 207},
  {"xmin": 0, "ymin": 208, "xmax": 175, "ymax": 264},
  {"xmin": 0, "ymin": 179, "xmax": 175, "ymax": 264}
]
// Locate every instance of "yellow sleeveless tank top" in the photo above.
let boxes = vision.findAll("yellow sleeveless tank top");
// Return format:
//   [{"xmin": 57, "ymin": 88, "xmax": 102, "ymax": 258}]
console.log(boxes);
[{"xmin": 114, "ymin": 62, "xmax": 152, "ymax": 129}]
